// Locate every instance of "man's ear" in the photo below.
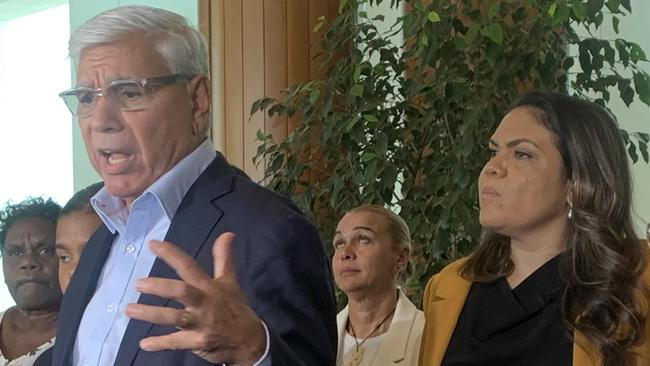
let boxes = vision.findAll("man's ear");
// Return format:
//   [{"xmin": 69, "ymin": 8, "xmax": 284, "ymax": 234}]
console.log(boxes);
[{"xmin": 187, "ymin": 75, "xmax": 211, "ymax": 136}]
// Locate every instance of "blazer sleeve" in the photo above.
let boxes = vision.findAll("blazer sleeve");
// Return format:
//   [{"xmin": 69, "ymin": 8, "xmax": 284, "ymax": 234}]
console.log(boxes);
[
  {"xmin": 419, "ymin": 273, "xmax": 439, "ymax": 365},
  {"xmin": 233, "ymin": 208, "xmax": 337, "ymax": 366}
]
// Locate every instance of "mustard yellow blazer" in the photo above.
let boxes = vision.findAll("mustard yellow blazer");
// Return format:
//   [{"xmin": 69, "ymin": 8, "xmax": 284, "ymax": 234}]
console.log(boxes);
[{"xmin": 418, "ymin": 258, "xmax": 650, "ymax": 366}]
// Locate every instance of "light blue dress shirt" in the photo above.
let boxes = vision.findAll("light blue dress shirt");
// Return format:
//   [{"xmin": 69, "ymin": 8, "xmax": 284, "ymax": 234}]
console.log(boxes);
[{"xmin": 73, "ymin": 139, "xmax": 270, "ymax": 366}]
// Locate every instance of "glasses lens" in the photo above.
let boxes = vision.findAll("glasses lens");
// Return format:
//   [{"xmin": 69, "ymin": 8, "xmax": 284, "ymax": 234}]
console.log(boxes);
[
  {"xmin": 108, "ymin": 81, "xmax": 149, "ymax": 110},
  {"xmin": 61, "ymin": 89, "xmax": 97, "ymax": 117}
]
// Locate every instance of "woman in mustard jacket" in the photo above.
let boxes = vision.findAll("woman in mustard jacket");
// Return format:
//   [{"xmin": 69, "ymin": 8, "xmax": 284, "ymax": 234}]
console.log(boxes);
[{"xmin": 419, "ymin": 91, "xmax": 650, "ymax": 366}]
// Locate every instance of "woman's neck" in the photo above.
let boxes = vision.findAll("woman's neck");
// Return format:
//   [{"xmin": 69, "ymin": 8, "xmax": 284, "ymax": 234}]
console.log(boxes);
[
  {"xmin": 346, "ymin": 288, "xmax": 398, "ymax": 339},
  {"xmin": 8, "ymin": 306, "xmax": 59, "ymax": 334},
  {"xmin": 507, "ymin": 219, "xmax": 568, "ymax": 288}
]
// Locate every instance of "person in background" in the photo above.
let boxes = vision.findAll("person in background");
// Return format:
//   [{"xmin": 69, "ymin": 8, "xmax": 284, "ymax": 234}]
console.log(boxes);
[
  {"xmin": 419, "ymin": 91, "xmax": 650, "ymax": 366},
  {"xmin": 53, "ymin": 5, "xmax": 336, "ymax": 366},
  {"xmin": 0, "ymin": 197, "xmax": 61, "ymax": 365},
  {"xmin": 55, "ymin": 182, "xmax": 103, "ymax": 293},
  {"xmin": 333, "ymin": 205, "xmax": 424, "ymax": 366}
]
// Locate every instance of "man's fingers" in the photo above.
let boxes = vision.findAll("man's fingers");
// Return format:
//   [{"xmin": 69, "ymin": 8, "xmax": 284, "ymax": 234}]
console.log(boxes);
[
  {"xmin": 133, "ymin": 277, "xmax": 204, "ymax": 307},
  {"xmin": 126, "ymin": 303, "xmax": 191, "ymax": 328},
  {"xmin": 149, "ymin": 240, "xmax": 210, "ymax": 284},
  {"xmin": 213, "ymin": 232, "xmax": 236, "ymax": 280},
  {"xmin": 139, "ymin": 331, "xmax": 206, "ymax": 352}
]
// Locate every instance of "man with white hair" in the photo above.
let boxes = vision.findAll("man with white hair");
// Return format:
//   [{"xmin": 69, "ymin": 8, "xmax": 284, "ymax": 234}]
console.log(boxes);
[{"xmin": 51, "ymin": 5, "xmax": 336, "ymax": 366}]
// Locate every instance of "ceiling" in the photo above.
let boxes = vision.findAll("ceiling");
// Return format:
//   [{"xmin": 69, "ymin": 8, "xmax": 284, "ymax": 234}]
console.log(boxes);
[{"xmin": 0, "ymin": 0, "xmax": 67, "ymax": 22}]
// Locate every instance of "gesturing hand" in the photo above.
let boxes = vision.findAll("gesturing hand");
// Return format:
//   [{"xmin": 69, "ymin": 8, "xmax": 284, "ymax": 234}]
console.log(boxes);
[{"xmin": 125, "ymin": 233, "xmax": 266, "ymax": 366}]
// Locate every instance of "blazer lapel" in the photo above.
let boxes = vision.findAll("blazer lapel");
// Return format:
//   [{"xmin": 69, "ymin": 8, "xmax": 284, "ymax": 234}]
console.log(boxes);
[
  {"xmin": 114, "ymin": 154, "xmax": 234, "ymax": 365},
  {"xmin": 374, "ymin": 291, "xmax": 420, "ymax": 364},
  {"xmin": 425, "ymin": 270, "xmax": 471, "ymax": 366},
  {"xmin": 52, "ymin": 226, "xmax": 116, "ymax": 366}
]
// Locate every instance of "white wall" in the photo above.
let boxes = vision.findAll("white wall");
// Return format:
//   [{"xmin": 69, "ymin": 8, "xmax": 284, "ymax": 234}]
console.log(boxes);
[{"xmin": 0, "ymin": 3, "xmax": 72, "ymax": 310}]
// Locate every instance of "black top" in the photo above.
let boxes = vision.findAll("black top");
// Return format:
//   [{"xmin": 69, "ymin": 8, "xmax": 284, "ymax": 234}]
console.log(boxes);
[{"xmin": 442, "ymin": 254, "xmax": 572, "ymax": 366}]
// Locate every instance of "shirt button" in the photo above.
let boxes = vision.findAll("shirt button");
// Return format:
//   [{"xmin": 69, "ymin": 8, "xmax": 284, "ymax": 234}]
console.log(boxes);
[
  {"xmin": 125, "ymin": 244, "xmax": 135, "ymax": 253},
  {"xmin": 106, "ymin": 304, "xmax": 115, "ymax": 313}
]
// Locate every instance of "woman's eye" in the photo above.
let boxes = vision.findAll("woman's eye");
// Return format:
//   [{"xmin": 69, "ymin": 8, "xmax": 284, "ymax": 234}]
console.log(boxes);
[
  {"xmin": 488, "ymin": 148, "xmax": 497, "ymax": 158},
  {"xmin": 358, "ymin": 235, "xmax": 371, "ymax": 244},
  {"xmin": 514, "ymin": 150, "xmax": 533, "ymax": 159},
  {"xmin": 333, "ymin": 240, "xmax": 344, "ymax": 249}
]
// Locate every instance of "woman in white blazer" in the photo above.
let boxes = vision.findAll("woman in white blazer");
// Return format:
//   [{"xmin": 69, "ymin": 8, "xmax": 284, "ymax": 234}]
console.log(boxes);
[{"xmin": 332, "ymin": 205, "xmax": 424, "ymax": 366}]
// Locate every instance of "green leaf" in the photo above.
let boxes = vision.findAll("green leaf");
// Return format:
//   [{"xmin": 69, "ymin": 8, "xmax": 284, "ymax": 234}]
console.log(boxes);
[
  {"xmin": 338, "ymin": 0, "xmax": 349, "ymax": 14},
  {"xmin": 308, "ymin": 89, "xmax": 320, "ymax": 104},
  {"xmin": 573, "ymin": 0, "xmax": 586, "ymax": 20},
  {"xmin": 427, "ymin": 11, "xmax": 441, "ymax": 23},
  {"xmin": 548, "ymin": 2, "xmax": 557, "ymax": 16},
  {"xmin": 606, "ymin": 0, "xmax": 622, "ymax": 12},
  {"xmin": 350, "ymin": 84, "xmax": 364, "ymax": 97},
  {"xmin": 256, "ymin": 129, "xmax": 267, "ymax": 142},
  {"xmin": 313, "ymin": 15, "xmax": 325, "ymax": 32},
  {"xmin": 363, "ymin": 114, "xmax": 379, "ymax": 122},
  {"xmin": 488, "ymin": 2, "xmax": 501, "ymax": 19},
  {"xmin": 630, "ymin": 42, "xmax": 647, "ymax": 62},
  {"xmin": 465, "ymin": 23, "xmax": 481, "ymax": 43},
  {"xmin": 376, "ymin": 132, "xmax": 389, "ymax": 155},
  {"xmin": 612, "ymin": 16, "xmax": 620, "ymax": 33},
  {"xmin": 640, "ymin": 141, "xmax": 649, "ymax": 163},
  {"xmin": 250, "ymin": 99, "xmax": 262, "ymax": 115},
  {"xmin": 553, "ymin": 3, "xmax": 571, "ymax": 25},
  {"xmin": 621, "ymin": 0, "xmax": 631, "ymax": 12},
  {"xmin": 633, "ymin": 72, "xmax": 650, "ymax": 105},
  {"xmin": 481, "ymin": 23, "xmax": 504, "ymax": 45},
  {"xmin": 453, "ymin": 36, "xmax": 465, "ymax": 50},
  {"xmin": 618, "ymin": 79, "xmax": 635, "ymax": 106},
  {"xmin": 586, "ymin": 0, "xmax": 604, "ymax": 17},
  {"xmin": 628, "ymin": 143, "xmax": 639, "ymax": 163}
]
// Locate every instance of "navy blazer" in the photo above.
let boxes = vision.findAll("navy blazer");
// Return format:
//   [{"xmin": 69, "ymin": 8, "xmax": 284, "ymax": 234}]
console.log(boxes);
[{"xmin": 49, "ymin": 153, "xmax": 337, "ymax": 366}]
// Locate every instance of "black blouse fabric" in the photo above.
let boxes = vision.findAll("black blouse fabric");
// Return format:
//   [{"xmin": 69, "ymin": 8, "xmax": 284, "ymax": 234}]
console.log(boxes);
[{"xmin": 441, "ymin": 254, "xmax": 572, "ymax": 366}]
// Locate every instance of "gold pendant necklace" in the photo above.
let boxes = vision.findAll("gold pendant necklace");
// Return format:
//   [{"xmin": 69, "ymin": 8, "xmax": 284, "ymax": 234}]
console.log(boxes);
[{"xmin": 346, "ymin": 302, "xmax": 397, "ymax": 366}]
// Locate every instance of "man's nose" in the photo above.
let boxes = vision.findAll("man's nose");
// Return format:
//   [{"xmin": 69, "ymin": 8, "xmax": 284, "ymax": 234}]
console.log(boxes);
[{"xmin": 87, "ymin": 95, "xmax": 124, "ymax": 133}]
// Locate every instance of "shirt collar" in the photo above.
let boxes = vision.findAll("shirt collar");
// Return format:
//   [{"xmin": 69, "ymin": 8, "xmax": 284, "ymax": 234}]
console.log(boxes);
[{"xmin": 91, "ymin": 139, "xmax": 217, "ymax": 233}]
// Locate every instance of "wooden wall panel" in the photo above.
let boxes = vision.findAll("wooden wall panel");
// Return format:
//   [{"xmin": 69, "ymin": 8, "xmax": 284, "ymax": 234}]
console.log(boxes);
[
  {"xmin": 201, "ymin": 0, "xmax": 338, "ymax": 180},
  {"xmin": 243, "ymin": 0, "xmax": 266, "ymax": 182},
  {"xmin": 286, "ymin": 0, "xmax": 309, "ymax": 132},
  {"xmin": 223, "ymin": 1, "xmax": 244, "ymax": 168},
  {"xmin": 264, "ymin": 0, "xmax": 288, "ymax": 145}
]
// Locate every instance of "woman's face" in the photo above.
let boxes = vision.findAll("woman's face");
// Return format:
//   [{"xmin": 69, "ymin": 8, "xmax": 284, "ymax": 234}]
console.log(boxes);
[
  {"xmin": 331, "ymin": 211, "xmax": 406, "ymax": 296},
  {"xmin": 55, "ymin": 211, "xmax": 102, "ymax": 293},
  {"xmin": 2, "ymin": 216, "xmax": 61, "ymax": 311},
  {"xmin": 478, "ymin": 107, "xmax": 569, "ymax": 239}
]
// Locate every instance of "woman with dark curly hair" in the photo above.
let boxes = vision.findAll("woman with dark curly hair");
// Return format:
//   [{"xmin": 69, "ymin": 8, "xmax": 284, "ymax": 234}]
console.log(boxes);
[
  {"xmin": 0, "ymin": 197, "xmax": 61, "ymax": 365},
  {"xmin": 419, "ymin": 91, "xmax": 650, "ymax": 366}
]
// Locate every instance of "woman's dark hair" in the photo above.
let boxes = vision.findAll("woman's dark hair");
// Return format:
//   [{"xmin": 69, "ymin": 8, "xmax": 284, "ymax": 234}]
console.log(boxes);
[
  {"xmin": 460, "ymin": 91, "xmax": 647, "ymax": 365},
  {"xmin": 0, "ymin": 197, "xmax": 61, "ymax": 252},
  {"xmin": 60, "ymin": 182, "xmax": 104, "ymax": 216}
]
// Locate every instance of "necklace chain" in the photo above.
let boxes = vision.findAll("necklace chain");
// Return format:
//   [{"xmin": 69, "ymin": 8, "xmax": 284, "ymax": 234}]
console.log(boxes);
[{"xmin": 348, "ymin": 302, "xmax": 398, "ymax": 351}]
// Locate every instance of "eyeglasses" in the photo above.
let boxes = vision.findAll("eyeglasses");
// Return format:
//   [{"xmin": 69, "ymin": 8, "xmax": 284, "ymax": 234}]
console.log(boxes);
[{"xmin": 59, "ymin": 74, "xmax": 192, "ymax": 117}]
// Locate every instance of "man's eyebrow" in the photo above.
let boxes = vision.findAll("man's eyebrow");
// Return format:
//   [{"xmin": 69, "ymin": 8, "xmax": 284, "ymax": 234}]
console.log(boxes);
[{"xmin": 55, "ymin": 243, "xmax": 69, "ymax": 250}]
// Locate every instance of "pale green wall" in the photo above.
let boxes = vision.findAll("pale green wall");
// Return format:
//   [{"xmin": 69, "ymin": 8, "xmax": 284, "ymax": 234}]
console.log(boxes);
[
  {"xmin": 593, "ymin": 2, "xmax": 650, "ymax": 235},
  {"xmin": 69, "ymin": 0, "xmax": 198, "ymax": 191}
]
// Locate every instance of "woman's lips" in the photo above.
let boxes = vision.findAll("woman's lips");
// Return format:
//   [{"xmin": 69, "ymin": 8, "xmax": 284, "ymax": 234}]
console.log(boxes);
[{"xmin": 480, "ymin": 186, "xmax": 500, "ymax": 197}]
